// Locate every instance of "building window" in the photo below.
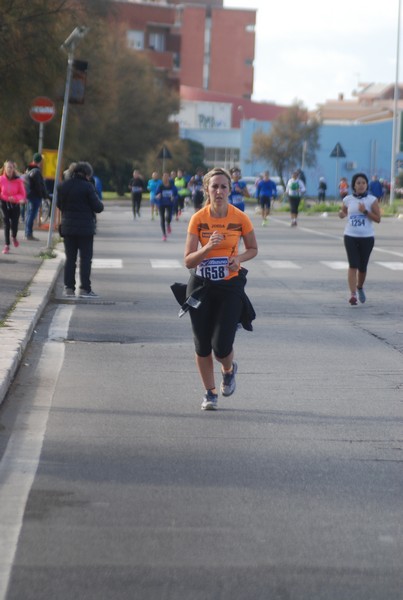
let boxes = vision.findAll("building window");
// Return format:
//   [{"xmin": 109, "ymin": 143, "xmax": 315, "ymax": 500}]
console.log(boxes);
[
  {"xmin": 127, "ymin": 30, "xmax": 144, "ymax": 51},
  {"xmin": 173, "ymin": 52, "xmax": 180, "ymax": 69},
  {"xmin": 149, "ymin": 32, "xmax": 165, "ymax": 52},
  {"xmin": 204, "ymin": 147, "xmax": 240, "ymax": 170},
  {"xmin": 174, "ymin": 7, "xmax": 183, "ymax": 27}
]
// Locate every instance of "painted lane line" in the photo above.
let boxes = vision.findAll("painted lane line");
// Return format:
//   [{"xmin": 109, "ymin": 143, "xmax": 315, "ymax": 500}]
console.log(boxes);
[
  {"xmin": 0, "ymin": 305, "xmax": 74, "ymax": 600},
  {"xmin": 269, "ymin": 217, "xmax": 403, "ymax": 259}
]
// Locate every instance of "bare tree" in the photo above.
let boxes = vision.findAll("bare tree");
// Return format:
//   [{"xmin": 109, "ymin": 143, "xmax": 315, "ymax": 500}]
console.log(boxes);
[{"xmin": 251, "ymin": 102, "xmax": 321, "ymax": 185}]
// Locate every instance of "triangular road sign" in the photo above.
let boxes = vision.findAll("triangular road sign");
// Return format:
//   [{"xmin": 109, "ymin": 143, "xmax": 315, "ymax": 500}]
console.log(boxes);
[
  {"xmin": 157, "ymin": 145, "xmax": 172, "ymax": 159},
  {"xmin": 330, "ymin": 143, "xmax": 346, "ymax": 158}
]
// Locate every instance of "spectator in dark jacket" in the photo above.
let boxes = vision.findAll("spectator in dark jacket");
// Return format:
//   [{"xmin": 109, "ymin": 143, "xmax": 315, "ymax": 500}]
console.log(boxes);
[
  {"xmin": 25, "ymin": 152, "xmax": 49, "ymax": 241},
  {"xmin": 57, "ymin": 161, "xmax": 104, "ymax": 298}
]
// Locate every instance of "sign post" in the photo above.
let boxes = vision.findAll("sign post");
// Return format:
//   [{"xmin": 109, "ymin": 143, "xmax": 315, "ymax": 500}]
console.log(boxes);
[
  {"xmin": 29, "ymin": 97, "xmax": 56, "ymax": 154},
  {"xmin": 157, "ymin": 144, "xmax": 172, "ymax": 174},
  {"xmin": 330, "ymin": 142, "xmax": 346, "ymax": 198}
]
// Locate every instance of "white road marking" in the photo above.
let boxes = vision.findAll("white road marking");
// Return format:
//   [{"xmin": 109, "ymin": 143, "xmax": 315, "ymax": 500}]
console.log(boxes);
[
  {"xmin": 150, "ymin": 258, "xmax": 403, "ymax": 271},
  {"xmin": 375, "ymin": 261, "xmax": 403, "ymax": 270},
  {"xmin": 151, "ymin": 259, "xmax": 183, "ymax": 268},
  {"xmin": 92, "ymin": 259, "xmax": 123, "ymax": 269},
  {"xmin": 0, "ymin": 305, "xmax": 74, "ymax": 600},
  {"xmin": 264, "ymin": 260, "xmax": 301, "ymax": 269},
  {"xmin": 321, "ymin": 261, "xmax": 349, "ymax": 270},
  {"xmin": 148, "ymin": 257, "xmax": 403, "ymax": 272},
  {"xmin": 269, "ymin": 217, "xmax": 403, "ymax": 258}
]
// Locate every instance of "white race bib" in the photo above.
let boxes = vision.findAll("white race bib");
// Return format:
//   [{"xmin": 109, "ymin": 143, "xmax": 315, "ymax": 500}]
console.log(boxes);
[
  {"xmin": 196, "ymin": 257, "xmax": 229, "ymax": 280},
  {"xmin": 349, "ymin": 213, "xmax": 366, "ymax": 228}
]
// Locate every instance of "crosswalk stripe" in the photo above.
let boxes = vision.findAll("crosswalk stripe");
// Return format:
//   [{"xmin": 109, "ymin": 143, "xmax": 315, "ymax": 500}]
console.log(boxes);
[
  {"xmin": 150, "ymin": 259, "xmax": 183, "ymax": 268},
  {"xmin": 264, "ymin": 260, "xmax": 300, "ymax": 269},
  {"xmin": 375, "ymin": 261, "xmax": 403, "ymax": 270},
  {"xmin": 321, "ymin": 261, "xmax": 349, "ymax": 270},
  {"xmin": 92, "ymin": 259, "xmax": 123, "ymax": 269},
  {"xmin": 90, "ymin": 258, "xmax": 403, "ymax": 272}
]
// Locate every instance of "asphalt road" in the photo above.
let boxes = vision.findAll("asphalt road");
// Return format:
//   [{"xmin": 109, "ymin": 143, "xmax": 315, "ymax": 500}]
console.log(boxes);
[{"xmin": 1, "ymin": 203, "xmax": 402, "ymax": 600}]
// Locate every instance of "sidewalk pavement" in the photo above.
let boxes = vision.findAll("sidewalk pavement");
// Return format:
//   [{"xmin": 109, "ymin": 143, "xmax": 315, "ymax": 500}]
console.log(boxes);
[{"xmin": 0, "ymin": 227, "xmax": 64, "ymax": 407}]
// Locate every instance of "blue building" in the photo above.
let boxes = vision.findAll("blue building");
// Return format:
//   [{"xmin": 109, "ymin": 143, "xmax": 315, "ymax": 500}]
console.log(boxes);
[
  {"xmin": 240, "ymin": 118, "xmax": 393, "ymax": 198},
  {"xmin": 177, "ymin": 86, "xmax": 401, "ymax": 198}
]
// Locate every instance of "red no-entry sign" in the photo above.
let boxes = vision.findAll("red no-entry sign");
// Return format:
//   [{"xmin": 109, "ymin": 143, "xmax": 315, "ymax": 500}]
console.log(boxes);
[{"xmin": 29, "ymin": 97, "xmax": 56, "ymax": 123}]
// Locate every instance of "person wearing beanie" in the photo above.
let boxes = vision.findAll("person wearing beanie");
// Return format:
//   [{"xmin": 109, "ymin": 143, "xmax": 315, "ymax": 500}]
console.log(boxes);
[
  {"xmin": 24, "ymin": 153, "xmax": 49, "ymax": 241},
  {"xmin": 56, "ymin": 161, "xmax": 104, "ymax": 298}
]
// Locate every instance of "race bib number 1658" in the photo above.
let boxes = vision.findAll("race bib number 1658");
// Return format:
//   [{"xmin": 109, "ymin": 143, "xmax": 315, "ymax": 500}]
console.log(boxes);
[{"xmin": 196, "ymin": 257, "xmax": 229, "ymax": 280}]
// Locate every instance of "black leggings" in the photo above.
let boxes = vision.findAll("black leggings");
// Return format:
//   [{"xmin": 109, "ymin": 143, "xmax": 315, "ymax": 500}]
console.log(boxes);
[
  {"xmin": 131, "ymin": 192, "xmax": 142, "ymax": 217},
  {"xmin": 160, "ymin": 205, "xmax": 172, "ymax": 236},
  {"xmin": 1, "ymin": 201, "xmax": 20, "ymax": 245},
  {"xmin": 187, "ymin": 280, "xmax": 243, "ymax": 358},
  {"xmin": 289, "ymin": 196, "xmax": 301, "ymax": 214},
  {"xmin": 344, "ymin": 235, "xmax": 374, "ymax": 272}
]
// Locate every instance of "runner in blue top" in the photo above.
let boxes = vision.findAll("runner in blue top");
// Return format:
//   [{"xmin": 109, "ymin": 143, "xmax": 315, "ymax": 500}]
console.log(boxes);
[
  {"xmin": 147, "ymin": 171, "xmax": 162, "ymax": 220},
  {"xmin": 229, "ymin": 167, "xmax": 249, "ymax": 212},
  {"xmin": 155, "ymin": 172, "xmax": 178, "ymax": 241},
  {"xmin": 256, "ymin": 171, "xmax": 277, "ymax": 225}
]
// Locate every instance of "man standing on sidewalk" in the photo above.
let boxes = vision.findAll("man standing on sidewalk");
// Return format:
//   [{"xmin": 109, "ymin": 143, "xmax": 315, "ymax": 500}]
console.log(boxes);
[
  {"xmin": 57, "ymin": 161, "xmax": 104, "ymax": 298},
  {"xmin": 25, "ymin": 153, "xmax": 49, "ymax": 241}
]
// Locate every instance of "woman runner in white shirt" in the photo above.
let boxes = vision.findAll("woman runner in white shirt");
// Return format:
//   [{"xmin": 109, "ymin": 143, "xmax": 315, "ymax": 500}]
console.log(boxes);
[{"xmin": 339, "ymin": 172, "xmax": 381, "ymax": 305}]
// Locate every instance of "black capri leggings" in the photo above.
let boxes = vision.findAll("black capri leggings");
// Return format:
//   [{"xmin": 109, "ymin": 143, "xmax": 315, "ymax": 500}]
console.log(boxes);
[
  {"xmin": 288, "ymin": 196, "xmax": 301, "ymax": 214},
  {"xmin": 344, "ymin": 235, "xmax": 374, "ymax": 272},
  {"xmin": 187, "ymin": 279, "xmax": 243, "ymax": 358},
  {"xmin": 1, "ymin": 201, "xmax": 20, "ymax": 246}
]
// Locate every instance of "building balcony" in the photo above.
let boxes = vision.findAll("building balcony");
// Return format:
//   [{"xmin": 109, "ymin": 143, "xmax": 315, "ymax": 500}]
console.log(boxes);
[{"xmin": 143, "ymin": 48, "xmax": 175, "ymax": 70}]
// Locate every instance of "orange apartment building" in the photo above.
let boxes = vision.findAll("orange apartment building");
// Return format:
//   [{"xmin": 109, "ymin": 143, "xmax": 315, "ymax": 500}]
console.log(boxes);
[
  {"xmin": 110, "ymin": 0, "xmax": 256, "ymax": 99},
  {"xmin": 110, "ymin": 0, "xmax": 289, "ymax": 171}
]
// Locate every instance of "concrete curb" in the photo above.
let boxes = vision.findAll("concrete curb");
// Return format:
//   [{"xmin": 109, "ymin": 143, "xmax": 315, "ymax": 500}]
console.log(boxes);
[{"xmin": 0, "ymin": 249, "xmax": 64, "ymax": 407}]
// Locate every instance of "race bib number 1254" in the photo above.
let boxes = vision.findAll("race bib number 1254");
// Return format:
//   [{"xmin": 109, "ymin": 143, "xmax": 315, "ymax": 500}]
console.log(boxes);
[{"xmin": 349, "ymin": 214, "xmax": 366, "ymax": 227}]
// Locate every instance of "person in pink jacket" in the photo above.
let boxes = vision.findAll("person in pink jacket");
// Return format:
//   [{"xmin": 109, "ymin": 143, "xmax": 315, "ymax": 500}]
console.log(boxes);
[{"xmin": 0, "ymin": 160, "xmax": 27, "ymax": 254}]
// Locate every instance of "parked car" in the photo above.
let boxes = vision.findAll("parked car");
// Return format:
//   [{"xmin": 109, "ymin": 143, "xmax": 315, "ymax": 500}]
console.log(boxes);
[{"xmin": 242, "ymin": 175, "xmax": 284, "ymax": 198}]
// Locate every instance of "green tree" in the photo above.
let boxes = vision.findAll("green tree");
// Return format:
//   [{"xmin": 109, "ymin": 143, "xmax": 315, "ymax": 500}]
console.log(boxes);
[
  {"xmin": 0, "ymin": 1, "xmax": 180, "ymax": 189},
  {"xmin": 0, "ymin": 0, "xmax": 93, "ymax": 164},
  {"xmin": 62, "ymin": 26, "xmax": 179, "ymax": 193},
  {"xmin": 251, "ymin": 102, "xmax": 321, "ymax": 185},
  {"xmin": 142, "ymin": 138, "xmax": 207, "ymax": 180}
]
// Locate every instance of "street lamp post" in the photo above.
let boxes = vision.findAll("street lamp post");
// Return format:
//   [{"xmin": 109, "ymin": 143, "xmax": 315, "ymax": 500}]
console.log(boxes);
[
  {"xmin": 46, "ymin": 26, "xmax": 89, "ymax": 252},
  {"xmin": 390, "ymin": 0, "xmax": 401, "ymax": 206}
]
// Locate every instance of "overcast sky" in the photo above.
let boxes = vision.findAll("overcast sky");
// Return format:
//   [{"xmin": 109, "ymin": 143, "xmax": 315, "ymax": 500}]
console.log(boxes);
[{"xmin": 224, "ymin": 0, "xmax": 401, "ymax": 109}]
